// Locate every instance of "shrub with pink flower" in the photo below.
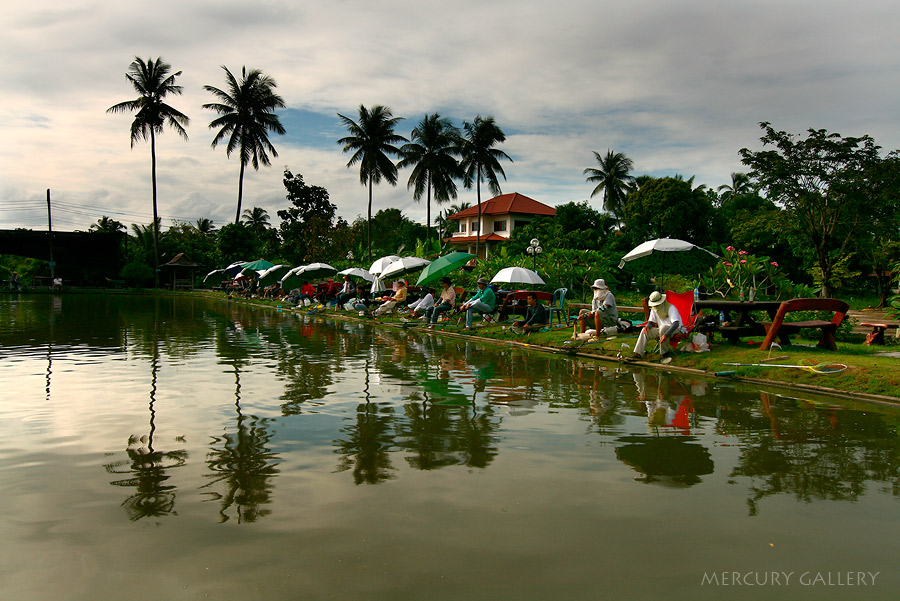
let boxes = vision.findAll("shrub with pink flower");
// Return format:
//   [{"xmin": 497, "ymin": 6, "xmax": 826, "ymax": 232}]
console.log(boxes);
[{"xmin": 700, "ymin": 246, "xmax": 793, "ymax": 300}]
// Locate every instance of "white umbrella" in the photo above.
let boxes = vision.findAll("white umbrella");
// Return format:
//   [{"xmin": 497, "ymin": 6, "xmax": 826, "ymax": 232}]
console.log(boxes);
[
  {"xmin": 369, "ymin": 255, "xmax": 402, "ymax": 275},
  {"xmin": 381, "ymin": 257, "xmax": 431, "ymax": 279},
  {"xmin": 370, "ymin": 275, "xmax": 387, "ymax": 294},
  {"xmin": 257, "ymin": 264, "xmax": 292, "ymax": 286},
  {"xmin": 296, "ymin": 262, "xmax": 337, "ymax": 279},
  {"xmin": 618, "ymin": 238, "xmax": 719, "ymax": 274},
  {"xmin": 223, "ymin": 260, "xmax": 248, "ymax": 276},
  {"xmin": 203, "ymin": 268, "xmax": 225, "ymax": 283},
  {"xmin": 490, "ymin": 266, "xmax": 546, "ymax": 286},
  {"xmin": 337, "ymin": 267, "xmax": 375, "ymax": 282}
]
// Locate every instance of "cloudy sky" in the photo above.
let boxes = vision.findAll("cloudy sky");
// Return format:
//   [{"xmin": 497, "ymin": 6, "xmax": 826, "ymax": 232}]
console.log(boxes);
[{"xmin": 2, "ymin": 0, "xmax": 898, "ymax": 232}]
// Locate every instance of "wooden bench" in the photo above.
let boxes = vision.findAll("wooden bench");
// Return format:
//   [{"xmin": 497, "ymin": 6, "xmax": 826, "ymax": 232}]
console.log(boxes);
[
  {"xmin": 860, "ymin": 321, "xmax": 900, "ymax": 345},
  {"xmin": 759, "ymin": 298, "xmax": 850, "ymax": 351}
]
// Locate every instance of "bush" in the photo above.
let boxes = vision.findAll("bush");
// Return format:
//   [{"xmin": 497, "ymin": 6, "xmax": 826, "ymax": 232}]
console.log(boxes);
[{"xmin": 120, "ymin": 261, "xmax": 154, "ymax": 288}]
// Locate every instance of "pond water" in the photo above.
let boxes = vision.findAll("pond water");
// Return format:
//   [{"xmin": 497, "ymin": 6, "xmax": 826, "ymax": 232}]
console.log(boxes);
[{"xmin": 1, "ymin": 294, "xmax": 899, "ymax": 601}]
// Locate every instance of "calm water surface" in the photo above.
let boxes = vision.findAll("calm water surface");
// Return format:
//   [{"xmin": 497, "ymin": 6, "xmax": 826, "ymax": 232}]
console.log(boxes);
[{"xmin": 1, "ymin": 294, "xmax": 899, "ymax": 600}]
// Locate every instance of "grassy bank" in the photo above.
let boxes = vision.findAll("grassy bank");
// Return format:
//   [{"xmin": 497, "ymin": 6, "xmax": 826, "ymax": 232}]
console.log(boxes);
[{"xmin": 189, "ymin": 290, "xmax": 900, "ymax": 403}]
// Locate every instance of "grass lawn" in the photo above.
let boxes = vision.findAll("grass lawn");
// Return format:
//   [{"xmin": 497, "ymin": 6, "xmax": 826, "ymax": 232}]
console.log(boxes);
[{"xmin": 202, "ymin": 291, "xmax": 900, "ymax": 403}]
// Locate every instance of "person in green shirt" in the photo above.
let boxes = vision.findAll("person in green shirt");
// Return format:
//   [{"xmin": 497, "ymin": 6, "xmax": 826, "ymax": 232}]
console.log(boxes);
[{"xmin": 461, "ymin": 277, "xmax": 496, "ymax": 330}]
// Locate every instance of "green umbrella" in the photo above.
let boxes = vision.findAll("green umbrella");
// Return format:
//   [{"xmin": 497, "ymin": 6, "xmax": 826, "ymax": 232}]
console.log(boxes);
[
  {"xmin": 241, "ymin": 259, "xmax": 275, "ymax": 271},
  {"xmin": 416, "ymin": 252, "xmax": 475, "ymax": 286}
]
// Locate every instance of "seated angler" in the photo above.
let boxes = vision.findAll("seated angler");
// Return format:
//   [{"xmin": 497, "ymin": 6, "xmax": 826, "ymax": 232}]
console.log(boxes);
[
  {"xmin": 374, "ymin": 280, "xmax": 408, "ymax": 317},
  {"xmin": 511, "ymin": 292, "xmax": 548, "ymax": 335},
  {"xmin": 425, "ymin": 277, "xmax": 457, "ymax": 326},
  {"xmin": 578, "ymin": 278, "xmax": 619, "ymax": 336},
  {"xmin": 460, "ymin": 277, "xmax": 496, "ymax": 331},
  {"xmin": 630, "ymin": 291, "xmax": 685, "ymax": 360}
]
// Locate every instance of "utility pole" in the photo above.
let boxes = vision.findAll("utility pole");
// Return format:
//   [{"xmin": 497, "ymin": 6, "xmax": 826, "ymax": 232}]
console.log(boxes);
[{"xmin": 47, "ymin": 189, "xmax": 55, "ymax": 279}]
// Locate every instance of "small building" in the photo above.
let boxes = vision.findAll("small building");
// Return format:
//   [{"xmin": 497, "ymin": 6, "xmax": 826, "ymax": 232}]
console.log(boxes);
[
  {"xmin": 161, "ymin": 253, "xmax": 202, "ymax": 291},
  {"xmin": 445, "ymin": 192, "xmax": 556, "ymax": 258}
]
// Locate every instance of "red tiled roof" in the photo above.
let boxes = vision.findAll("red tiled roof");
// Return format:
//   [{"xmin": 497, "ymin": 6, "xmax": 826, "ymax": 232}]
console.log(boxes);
[
  {"xmin": 444, "ymin": 233, "xmax": 507, "ymax": 244},
  {"xmin": 448, "ymin": 193, "xmax": 556, "ymax": 220}
]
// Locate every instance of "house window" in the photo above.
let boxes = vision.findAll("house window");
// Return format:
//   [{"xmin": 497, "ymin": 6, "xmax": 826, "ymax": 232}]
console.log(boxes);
[
  {"xmin": 459, "ymin": 222, "xmax": 467, "ymax": 233},
  {"xmin": 471, "ymin": 221, "xmax": 479, "ymax": 232},
  {"xmin": 493, "ymin": 220, "xmax": 507, "ymax": 232},
  {"xmin": 514, "ymin": 220, "xmax": 529, "ymax": 229}
]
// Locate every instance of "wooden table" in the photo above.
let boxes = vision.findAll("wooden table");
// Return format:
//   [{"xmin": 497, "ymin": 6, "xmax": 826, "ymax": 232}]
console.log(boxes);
[{"xmin": 694, "ymin": 300, "xmax": 783, "ymax": 343}]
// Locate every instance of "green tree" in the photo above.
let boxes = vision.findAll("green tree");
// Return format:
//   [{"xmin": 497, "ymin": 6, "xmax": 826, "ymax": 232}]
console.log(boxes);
[
  {"xmin": 457, "ymin": 116, "xmax": 512, "ymax": 259},
  {"xmin": 216, "ymin": 222, "xmax": 259, "ymax": 265},
  {"xmin": 90, "ymin": 216, "xmax": 126, "ymax": 234},
  {"xmin": 716, "ymin": 172, "xmax": 753, "ymax": 204},
  {"xmin": 583, "ymin": 149, "xmax": 635, "ymax": 222},
  {"xmin": 242, "ymin": 206, "xmax": 270, "ymax": 233},
  {"xmin": 397, "ymin": 113, "xmax": 461, "ymax": 241},
  {"xmin": 203, "ymin": 66, "xmax": 286, "ymax": 224},
  {"xmin": 337, "ymin": 104, "xmax": 407, "ymax": 261},
  {"xmin": 107, "ymin": 57, "xmax": 189, "ymax": 287},
  {"xmin": 277, "ymin": 169, "xmax": 344, "ymax": 264},
  {"xmin": 740, "ymin": 122, "xmax": 885, "ymax": 297},
  {"xmin": 622, "ymin": 177, "xmax": 715, "ymax": 247},
  {"xmin": 194, "ymin": 218, "xmax": 216, "ymax": 237}
]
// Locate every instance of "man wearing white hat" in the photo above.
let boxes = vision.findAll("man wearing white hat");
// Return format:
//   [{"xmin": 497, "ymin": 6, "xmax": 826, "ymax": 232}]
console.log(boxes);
[
  {"xmin": 631, "ymin": 291, "xmax": 684, "ymax": 360},
  {"xmin": 577, "ymin": 278, "xmax": 618, "ymax": 335}
]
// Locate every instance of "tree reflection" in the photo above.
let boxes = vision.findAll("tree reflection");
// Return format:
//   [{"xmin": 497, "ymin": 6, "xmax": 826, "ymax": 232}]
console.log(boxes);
[
  {"xmin": 727, "ymin": 392, "xmax": 900, "ymax": 515},
  {"xmin": 105, "ymin": 332, "xmax": 187, "ymax": 520},
  {"xmin": 335, "ymin": 402, "xmax": 398, "ymax": 485},
  {"xmin": 203, "ymin": 364, "xmax": 280, "ymax": 523}
]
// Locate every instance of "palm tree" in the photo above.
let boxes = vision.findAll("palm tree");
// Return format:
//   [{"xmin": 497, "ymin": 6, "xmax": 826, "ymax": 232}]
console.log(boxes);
[
  {"xmin": 90, "ymin": 216, "xmax": 126, "ymax": 234},
  {"xmin": 717, "ymin": 172, "xmax": 753, "ymax": 203},
  {"xmin": 107, "ymin": 57, "xmax": 189, "ymax": 287},
  {"xmin": 203, "ymin": 66, "xmax": 286, "ymax": 224},
  {"xmin": 242, "ymin": 206, "xmax": 270, "ymax": 233},
  {"xmin": 457, "ymin": 116, "xmax": 512, "ymax": 259},
  {"xmin": 337, "ymin": 104, "xmax": 407, "ymax": 261},
  {"xmin": 583, "ymin": 149, "xmax": 635, "ymax": 223},
  {"xmin": 194, "ymin": 218, "xmax": 216, "ymax": 236},
  {"xmin": 397, "ymin": 114, "xmax": 461, "ymax": 241}
]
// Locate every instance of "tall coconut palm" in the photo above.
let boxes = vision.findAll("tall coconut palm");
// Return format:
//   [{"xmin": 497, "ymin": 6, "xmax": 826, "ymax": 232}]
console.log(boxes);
[
  {"xmin": 337, "ymin": 104, "xmax": 407, "ymax": 261},
  {"xmin": 90, "ymin": 216, "xmax": 126, "ymax": 234},
  {"xmin": 242, "ymin": 206, "xmax": 270, "ymax": 233},
  {"xmin": 203, "ymin": 66, "xmax": 286, "ymax": 224},
  {"xmin": 716, "ymin": 172, "xmax": 753, "ymax": 203},
  {"xmin": 397, "ymin": 114, "xmax": 461, "ymax": 241},
  {"xmin": 107, "ymin": 57, "xmax": 189, "ymax": 287},
  {"xmin": 456, "ymin": 116, "xmax": 512, "ymax": 259},
  {"xmin": 584, "ymin": 149, "xmax": 635, "ymax": 223},
  {"xmin": 194, "ymin": 218, "xmax": 216, "ymax": 236}
]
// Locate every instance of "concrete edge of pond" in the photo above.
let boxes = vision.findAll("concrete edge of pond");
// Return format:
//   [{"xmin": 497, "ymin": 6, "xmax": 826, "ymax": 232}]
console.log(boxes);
[{"xmin": 197, "ymin": 291, "xmax": 900, "ymax": 408}]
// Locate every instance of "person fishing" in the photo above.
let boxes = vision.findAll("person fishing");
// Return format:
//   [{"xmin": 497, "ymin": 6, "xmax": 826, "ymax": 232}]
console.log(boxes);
[{"xmin": 630, "ymin": 291, "xmax": 684, "ymax": 360}]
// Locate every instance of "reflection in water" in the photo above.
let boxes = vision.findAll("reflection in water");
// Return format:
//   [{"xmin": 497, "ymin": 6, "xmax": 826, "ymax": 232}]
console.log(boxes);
[
  {"xmin": 105, "ymin": 332, "xmax": 187, "ymax": 520},
  {"xmin": 5, "ymin": 295, "xmax": 900, "ymax": 524},
  {"xmin": 203, "ymin": 363, "xmax": 280, "ymax": 523}
]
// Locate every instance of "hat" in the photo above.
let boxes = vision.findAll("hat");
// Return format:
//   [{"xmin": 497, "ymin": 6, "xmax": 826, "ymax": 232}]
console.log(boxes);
[
  {"xmin": 591, "ymin": 278, "xmax": 609, "ymax": 290},
  {"xmin": 398, "ymin": 279, "xmax": 407, "ymax": 286},
  {"xmin": 476, "ymin": 277, "xmax": 488, "ymax": 285},
  {"xmin": 648, "ymin": 291, "xmax": 667, "ymax": 307}
]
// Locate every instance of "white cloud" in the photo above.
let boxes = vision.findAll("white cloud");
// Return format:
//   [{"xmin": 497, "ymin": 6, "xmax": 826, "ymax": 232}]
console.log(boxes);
[{"xmin": 2, "ymin": 0, "xmax": 899, "ymax": 233}]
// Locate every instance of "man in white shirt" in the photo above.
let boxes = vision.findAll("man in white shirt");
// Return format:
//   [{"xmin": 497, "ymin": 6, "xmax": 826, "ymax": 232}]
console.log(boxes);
[{"xmin": 631, "ymin": 291, "xmax": 684, "ymax": 359}]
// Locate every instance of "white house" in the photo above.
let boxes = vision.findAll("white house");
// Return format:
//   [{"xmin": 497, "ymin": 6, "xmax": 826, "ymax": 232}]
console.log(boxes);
[{"xmin": 446, "ymin": 192, "xmax": 556, "ymax": 258}]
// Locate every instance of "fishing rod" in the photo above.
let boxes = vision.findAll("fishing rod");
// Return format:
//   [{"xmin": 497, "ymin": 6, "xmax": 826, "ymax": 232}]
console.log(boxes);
[{"xmin": 723, "ymin": 362, "xmax": 848, "ymax": 374}]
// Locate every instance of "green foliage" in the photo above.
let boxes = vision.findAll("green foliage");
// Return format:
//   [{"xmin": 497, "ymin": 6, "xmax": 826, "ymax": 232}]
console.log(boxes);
[
  {"xmin": 806, "ymin": 253, "xmax": 860, "ymax": 294},
  {"xmin": 120, "ymin": 261, "xmax": 154, "ymax": 288},
  {"xmin": 740, "ymin": 122, "xmax": 886, "ymax": 297},
  {"xmin": 623, "ymin": 177, "xmax": 715, "ymax": 246},
  {"xmin": 700, "ymin": 246, "xmax": 795, "ymax": 300},
  {"xmin": 277, "ymin": 169, "xmax": 345, "ymax": 264},
  {"xmin": 216, "ymin": 222, "xmax": 258, "ymax": 264}
]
